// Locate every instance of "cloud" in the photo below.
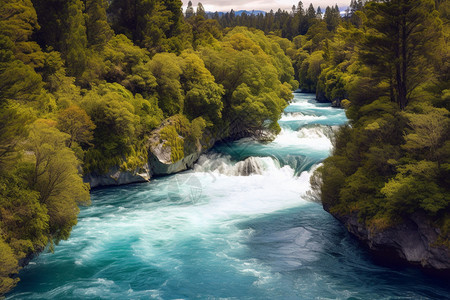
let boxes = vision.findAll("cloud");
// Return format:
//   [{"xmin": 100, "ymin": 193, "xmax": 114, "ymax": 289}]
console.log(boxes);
[{"xmin": 182, "ymin": 0, "xmax": 350, "ymax": 12}]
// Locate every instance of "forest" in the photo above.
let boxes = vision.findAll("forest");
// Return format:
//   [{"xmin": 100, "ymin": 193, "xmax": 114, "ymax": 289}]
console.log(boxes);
[{"xmin": 0, "ymin": 0, "xmax": 449, "ymax": 295}]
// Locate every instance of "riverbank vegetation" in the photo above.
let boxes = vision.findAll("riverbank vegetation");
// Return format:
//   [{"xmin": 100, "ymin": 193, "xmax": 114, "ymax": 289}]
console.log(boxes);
[
  {"xmin": 308, "ymin": 0, "xmax": 450, "ymax": 247},
  {"xmin": 1, "ymin": 0, "xmax": 449, "ymax": 294},
  {"xmin": 0, "ymin": 0, "xmax": 297, "ymax": 293}
]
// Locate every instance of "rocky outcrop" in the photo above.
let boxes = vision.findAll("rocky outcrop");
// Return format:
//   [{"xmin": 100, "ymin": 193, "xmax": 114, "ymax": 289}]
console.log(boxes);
[
  {"xmin": 147, "ymin": 117, "xmax": 216, "ymax": 176},
  {"xmin": 331, "ymin": 98, "xmax": 342, "ymax": 107},
  {"xmin": 328, "ymin": 209, "xmax": 450, "ymax": 271},
  {"xmin": 235, "ymin": 157, "xmax": 264, "ymax": 176},
  {"xmin": 84, "ymin": 164, "xmax": 151, "ymax": 188},
  {"xmin": 148, "ymin": 150, "xmax": 203, "ymax": 176},
  {"xmin": 83, "ymin": 117, "xmax": 217, "ymax": 188}
]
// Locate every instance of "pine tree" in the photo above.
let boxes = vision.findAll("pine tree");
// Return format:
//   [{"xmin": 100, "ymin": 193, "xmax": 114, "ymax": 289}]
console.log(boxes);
[
  {"xmin": 324, "ymin": 5, "xmax": 340, "ymax": 31},
  {"xmin": 64, "ymin": 0, "xmax": 88, "ymax": 78},
  {"xmin": 185, "ymin": 1, "xmax": 195, "ymax": 18},
  {"xmin": 316, "ymin": 6, "xmax": 322, "ymax": 19},
  {"xmin": 361, "ymin": 0, "xmax": 442, "ymax": 109},
  {"xmin": 85, "ymin": 0, "xmax": 113, "ymax": 47},
  {"xmin": 196, "ymin": 2, "xmax": 205, "ymax": 19}
]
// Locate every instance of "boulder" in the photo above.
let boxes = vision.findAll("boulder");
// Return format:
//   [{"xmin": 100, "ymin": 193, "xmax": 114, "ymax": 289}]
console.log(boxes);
[{"xmin": 147, "ymin": 117, "xmax": 216, "ymax": 176}]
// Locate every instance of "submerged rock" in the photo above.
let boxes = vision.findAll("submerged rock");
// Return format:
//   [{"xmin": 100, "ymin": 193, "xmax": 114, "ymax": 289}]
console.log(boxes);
[
  {"xmin": 326, "ymin": 208, "xmax": 450, "ymax": 271},
  {"xmin": 235, "ymin": 157, "xmax": 264, "ymax": 176}
]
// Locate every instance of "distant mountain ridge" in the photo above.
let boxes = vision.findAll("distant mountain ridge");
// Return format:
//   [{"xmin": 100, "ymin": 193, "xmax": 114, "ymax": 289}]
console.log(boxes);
[{"xmin": 205, "ymin": 10, "xmax": 266, "ymax": 17}]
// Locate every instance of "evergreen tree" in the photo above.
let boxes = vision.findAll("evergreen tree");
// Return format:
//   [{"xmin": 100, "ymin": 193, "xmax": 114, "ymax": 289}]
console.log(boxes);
[
  {"xmin": 361, "ymin": 0, "xmax": 442, "ymax": 109},
  {"xmin": 108, "ymin": 0, "xmax": 185, "ymax": 53},
  {"xmin": 185, "ymin": 1, "xmax": 195, "ymax": 18},
  {"xmin": 196, "ymin": 2, "xmax": 205, "ymax": 18},
  {"xmin": 85, "ymin": 0, "xmax": 113, "ymax": 47},
  {"xmin": 64, "ymin": 0, "xmax": 88, "ymax": 78},
  {"xmin": 324, "ymin": 5, "xmax": 340, "ymax": 31},
  {"xmin": 31, "ymin": 0, "xmax": 66, "ymax": 51},
  {"xmin": 317, "ymin": 6, "xmax": 322, "ymax": 19}
]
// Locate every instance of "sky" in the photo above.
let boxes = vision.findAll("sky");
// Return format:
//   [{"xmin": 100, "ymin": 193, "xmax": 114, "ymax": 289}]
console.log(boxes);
[{"xmin": 182, "ymin": 0, "xmax": 350, "ymax": 13}]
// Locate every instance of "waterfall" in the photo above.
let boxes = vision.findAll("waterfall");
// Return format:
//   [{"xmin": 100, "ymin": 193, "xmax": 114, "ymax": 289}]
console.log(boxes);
[{"xmin": 194, "ymin": 154, "xmax": 281, "ymax": 177}]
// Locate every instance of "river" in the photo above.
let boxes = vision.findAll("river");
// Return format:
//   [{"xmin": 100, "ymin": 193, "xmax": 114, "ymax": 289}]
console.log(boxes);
[{"xmin": 7, "ymin": 93, "xmax": 450, "ymax": 299}]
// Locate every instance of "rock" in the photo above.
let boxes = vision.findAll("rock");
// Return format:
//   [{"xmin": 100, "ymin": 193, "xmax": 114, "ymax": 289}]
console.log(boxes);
[
  {"xmin": 148, "ymin": 151, "xmax": 203, "ymax": 176},
  {"xmin": 235, "ymin": 157, "xmax": 264, "ymax": 176},
  {"xmin": 328, "ymin": 209, "xmax": 450, "ymax": 271},
  {"xmin": 331, "ymin": 98, "xmax": 341, "ymax": 107},
  {"xmin": 147, "ymin": 117, "xmax": 216, "ymax": 176},
  {"xmin": 83, "ymin": 116, "xmax": 218, "ymax": 187},
  {"xmin": 84, "ymin": 164, "xmax": 150, "ymax": 188}
]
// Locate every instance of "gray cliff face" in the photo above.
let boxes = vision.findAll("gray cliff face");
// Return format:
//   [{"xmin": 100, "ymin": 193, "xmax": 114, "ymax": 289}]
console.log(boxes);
[
  {"xmin": 83, "ymin": 118, "xmax": 215, "ymax": 188},
  {"xmin": 84, "ymin": 164, "xmax": 151, "ymax": 188},
  {"xmin": 328, "ymin": 209, "xmax": 450, "ymax": 270},
  {"xmin": 147, "ymin": 118, "xmax": 216, "ymax": 176},
  {"xmin": 148, "ymin": 151, "xmax": 202, "ymax": 176}
]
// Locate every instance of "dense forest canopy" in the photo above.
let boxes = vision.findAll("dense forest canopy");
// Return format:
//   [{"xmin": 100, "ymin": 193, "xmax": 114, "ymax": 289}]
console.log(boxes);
[{"xmin": 0, "ymin": 0, "xmax": 449, "ymax": 295}]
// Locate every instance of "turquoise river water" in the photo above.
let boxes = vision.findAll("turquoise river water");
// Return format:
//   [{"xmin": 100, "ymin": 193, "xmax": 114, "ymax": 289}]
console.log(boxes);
[{"xmin": 7, "ymin": 93, "xmax": 450, "ymax": 299}]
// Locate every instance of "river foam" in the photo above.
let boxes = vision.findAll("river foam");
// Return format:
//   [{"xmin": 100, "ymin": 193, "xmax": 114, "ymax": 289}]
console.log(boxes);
[{"xmin": 8, "ymin": 93, "xmax": 450, "ymax": 300}]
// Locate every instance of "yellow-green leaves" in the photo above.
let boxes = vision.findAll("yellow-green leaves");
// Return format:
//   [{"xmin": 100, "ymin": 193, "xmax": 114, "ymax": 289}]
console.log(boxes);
[
  {"xmin": 381, "ymin": 161, "xmax": 448, "ymax": 215},
  {"xmin": 0, "ymin": 238, "xmax": 19, "ymax": 295},
  {"xmin": 57, "ymin": 105, "xmax": 96, "ymax": 148},
  {"xmin": 403, "ymin": 104, "xmax": 449, "ymax": 159},
  {"xmin": 147, "ymin": 52, "xmax": 184, "ymax": 116},
  {"xmin": 26, "ymin": 120, "xmax": 90, "ymax": 240},
  {"xmin": 81, "ymin": 83, "xmax": 162, "ymax": 173},
  {"xmin": 181, "ymin": 51, "xmax": 224, "ymax": 122}
]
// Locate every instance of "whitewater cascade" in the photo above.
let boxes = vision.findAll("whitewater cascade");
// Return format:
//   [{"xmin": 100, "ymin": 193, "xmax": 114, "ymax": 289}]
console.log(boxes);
[{"xmin": 8, "ymin": 93, "xmax": 450, "ymax": 300}]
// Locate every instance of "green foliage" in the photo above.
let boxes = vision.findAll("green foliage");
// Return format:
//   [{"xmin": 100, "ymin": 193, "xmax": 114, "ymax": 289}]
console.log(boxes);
[
  {"xmin": 0, "ymin": 118, "xmax": 90, "ymax": 294},
  {"xmin": 402, "ymin": 103, "xmax": 449, "ymax": 160},
  {"xmin": 85, "ymin": 0, "xmax": 113, "ymax": 47},
  {"xmin": 361, "ymin": 0, "xmax": 442, "ymax": 109},
  {"xmin": 0, "ymin": 59, "xmax": 49, "ymax": 108},
  {"xmin": 298, "ymin": 50, "xmax": 325, "ymax": 92},
  {"xmin": 160, "ymin": 124, "xmax": 184, "ymax": 162},
  {"xmin": 0, "ymin": 0, "xmax": 45, "ymax": 68},
  {"xmin": 101, "ymin": 34, "xmax": 150, "ymax": 85},
  {"xmin": 64, "ymin": 0, "xmax": 88, "ymax": 78},
  {"xmin": 200, "ymin": 27, "xmax": 294, "ymax": 138},
  {"xmin": 313, "ymin": 0, "xmax": 449, "ymax": 247},
  {"xmin": 0, "ymin": 103, "xmax": 33, "ymax": 166},
  {"xmin": 147, "ymin": 52, "xmax": 184, "ymax": 116},
  {"xmin": 81, "ymin": 83, "xmax": 137, "ymax": 172},
  {"xmin": 187, "ymin": 17, "xmax": 222, "ymax": 49},
  {"xmin": 26, "ymin": 120, "xmax": 90, "ymax": 241},
  {"xmin": 159, "ymin": 115, "xmax": 207, "ymax": 163},
  {"xmin": 108, "ymin": 0, "xmax": 186, "ymax": 53},
  {"xmin": 0, "ymin": 165, "xmax": 48, "ymax": 254},
  {"xmin": 80, "ymin": 83, "xmax": 163, "ymax": 173},
  {"xmin": 324, "ymin": 5, "xmax": 341, "ymax": 32},
  {"xmin": 0, "ymin": 238, "xmax": 20, "ymax": 295},
  {"xmin": 57, "ymin": 105, "xmax": 96, "ymax": 148},
  {"xmin": 180, "ymin": 51, "xmax": 224, "ymax": 122},
  {"xmin": 381, "ymin": 161, "xmax": 448, "ymax": 215}
]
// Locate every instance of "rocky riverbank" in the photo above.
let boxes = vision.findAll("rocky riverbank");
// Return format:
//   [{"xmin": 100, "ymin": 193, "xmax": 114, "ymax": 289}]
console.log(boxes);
[
  {"xmin": 84, "ymin": 117, "xmax": 217, "ymax": 188},
  {"xmin": 325, "ymin": 206, "xmax": 450, "ymax": 272}
]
